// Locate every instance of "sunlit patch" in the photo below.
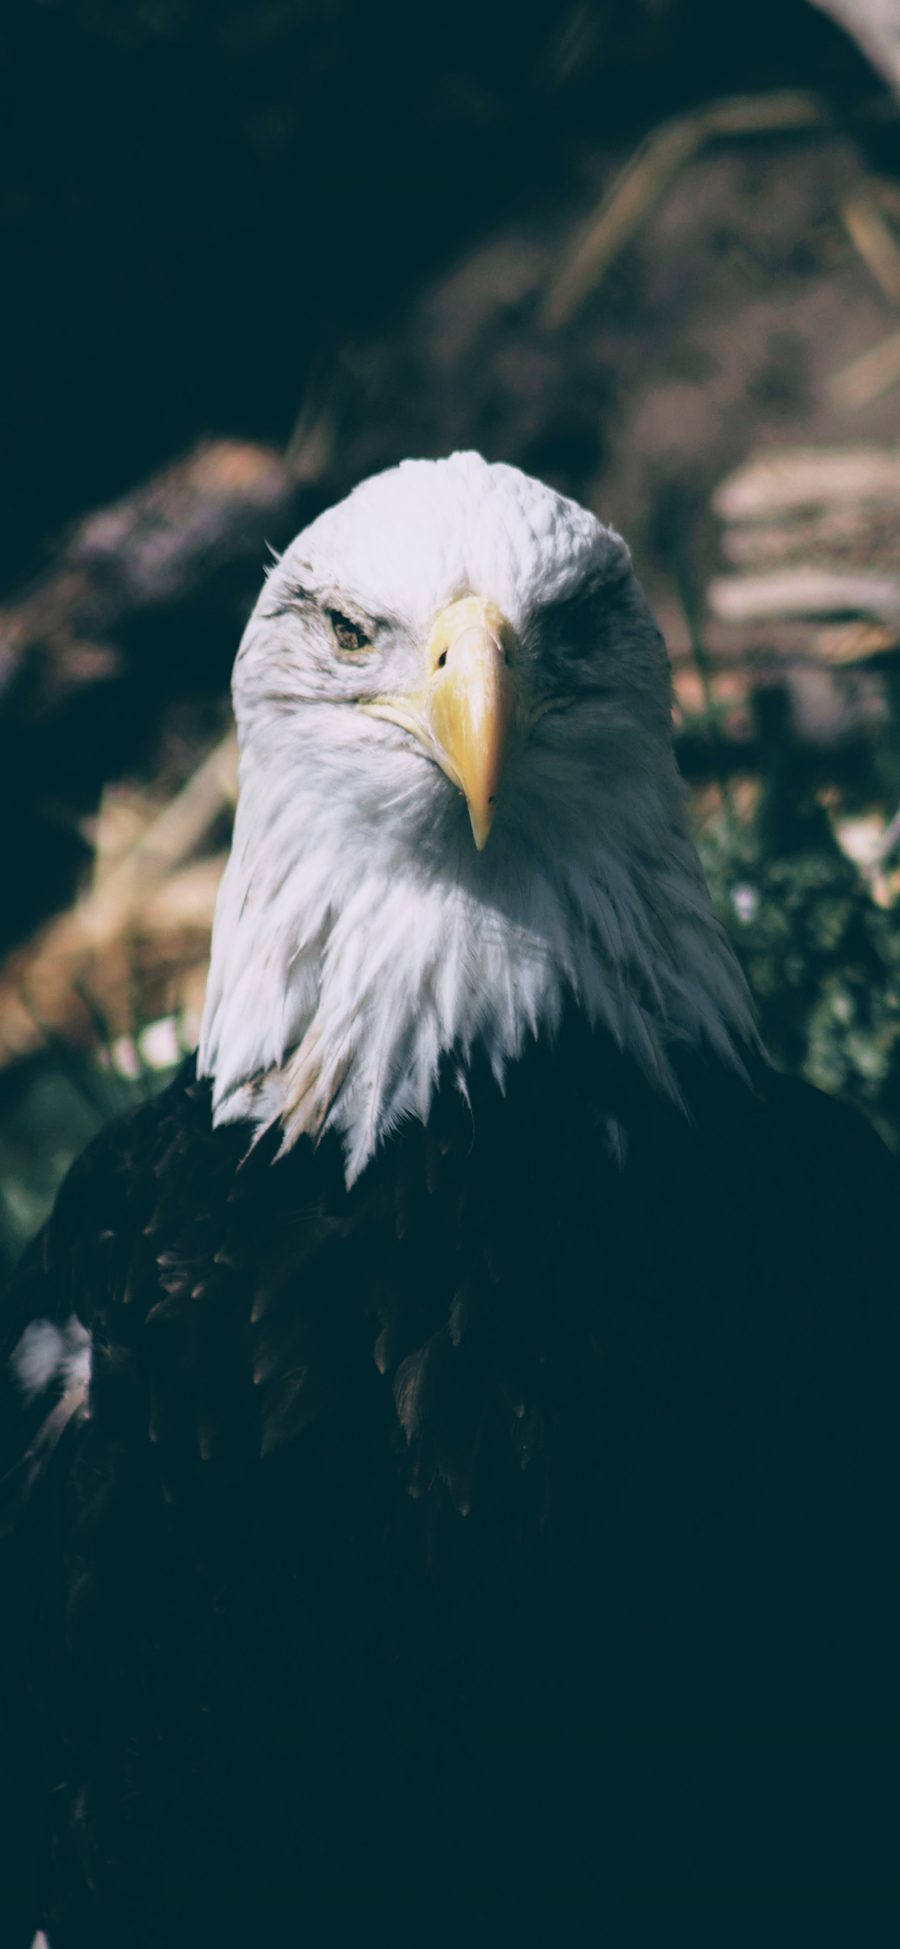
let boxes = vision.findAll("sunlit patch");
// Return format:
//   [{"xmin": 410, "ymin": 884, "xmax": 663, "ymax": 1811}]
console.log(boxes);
[
  {"xmin": 11, "ymin": 1314, "xmax": 92, "ymax": 1402},
  {"xmin": 731, "ymin": 884, "xmax": 759, "ymax": 925},
  {"xmin": 101, "ymin": 1012, "xmax": 195, "ymax": 1082}
]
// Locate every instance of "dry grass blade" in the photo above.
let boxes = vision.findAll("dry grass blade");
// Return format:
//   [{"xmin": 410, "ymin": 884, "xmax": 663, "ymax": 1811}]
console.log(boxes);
[
  {"xmin": 0, "ymin": 857, "xmax": 226, "ymax": 1069},
  {"xmin": 542, "ymin": 90, "xmax": 838, "ymax": 328},
  {"xmin": 285, "ymin": 361, "xmax": 341, "ymax": 479},
  {"xmin": 89, "ymin": 731, "xmax": 237, "ymax": 908},
  {"xmin": 828, "ymin": 324, "xmax": 900, "ymax": 406},
  {"xmin": 875, "ymin": 802, "xmax": 900, "ymax": 864},
  {"xmin": 813, "ymin": 620, "xmax": 899, "ymax": 663},
  {"xmin": 541, "ymin": 116, "xmax": 703, "ymax": 328},
  {"xmin": 0, "ymin": 733, "xmax": 237, "ymax": 1069},
  {"xmin": 839, "ymin": 188, "xmax": 900, "ymax": 302}
]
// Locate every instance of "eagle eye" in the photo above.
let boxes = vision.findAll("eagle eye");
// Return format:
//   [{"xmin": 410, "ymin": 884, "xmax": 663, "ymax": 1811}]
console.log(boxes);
[{"xmin": 329, "ymin": 609, "xmax": 371, "ymax": 654}]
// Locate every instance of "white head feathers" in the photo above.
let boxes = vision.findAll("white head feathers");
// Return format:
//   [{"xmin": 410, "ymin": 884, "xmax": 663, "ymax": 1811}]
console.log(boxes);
[{"xmin": 200, "ymin": 452, "xmax": 756, "ymax": 1181}]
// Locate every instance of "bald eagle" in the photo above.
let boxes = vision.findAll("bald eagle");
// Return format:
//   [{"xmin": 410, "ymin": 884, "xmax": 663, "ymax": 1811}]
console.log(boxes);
[{"xmin": 1, "ymin": 455, "xmax": 897, "ymax": 1943}]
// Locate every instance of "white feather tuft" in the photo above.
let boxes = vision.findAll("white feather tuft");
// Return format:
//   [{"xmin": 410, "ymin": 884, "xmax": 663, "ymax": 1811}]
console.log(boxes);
[{"xmin": 11, "ymin": 1315, "xmax": 92, "ymax": 1402}]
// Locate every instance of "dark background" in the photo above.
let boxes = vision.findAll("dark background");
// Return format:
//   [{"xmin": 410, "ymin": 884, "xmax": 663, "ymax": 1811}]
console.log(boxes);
[
  {"xmin": 2, "ymin": 0, "xmax": 900, "ymax": 1264},
  {"xmin": 0, "ymin": 0, "xmax": 869, "ymax": 573}
]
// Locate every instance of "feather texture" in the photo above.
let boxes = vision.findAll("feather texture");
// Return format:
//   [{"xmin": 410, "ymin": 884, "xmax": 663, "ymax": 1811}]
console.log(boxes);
[
  {"xmin": 1, "ymin": 1043, "xmax": 897, "ymax": 1941},
  {"xmin": 200, "ymin": 455, "xmax": 757, "ymax": 1178},
  {"xmin": 2, "ymin": 458, "xmax": 897, "ymax": 1942}
]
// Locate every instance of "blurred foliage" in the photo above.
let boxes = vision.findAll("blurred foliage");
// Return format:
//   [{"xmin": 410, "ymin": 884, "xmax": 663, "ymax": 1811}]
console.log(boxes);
[
  {"xmin": 0, "ymin": 1045, "xmax": 181, "ymax": 1276},
  {"xmin": 700, "ymin": 790, "xmax": 900, "ymax": 1147}
]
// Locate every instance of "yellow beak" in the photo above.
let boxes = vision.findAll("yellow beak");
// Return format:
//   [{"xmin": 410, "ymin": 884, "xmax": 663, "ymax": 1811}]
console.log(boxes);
[{"xmin": 364, "ymin": 596, "xmax": 518, "ymax": 851}]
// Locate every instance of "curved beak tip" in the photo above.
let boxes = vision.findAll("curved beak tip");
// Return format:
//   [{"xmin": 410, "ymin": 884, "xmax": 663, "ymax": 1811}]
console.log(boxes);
[{"xmin": 469, "ymin": 796, "xmax": 497, "ymax": 851}]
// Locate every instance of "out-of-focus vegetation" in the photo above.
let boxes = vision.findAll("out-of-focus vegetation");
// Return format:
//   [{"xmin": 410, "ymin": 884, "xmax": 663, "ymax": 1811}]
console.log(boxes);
[
  {"xmin": 701, "ymin": 793, "xmax": 900, "ymax": 1142},
  {"xmin": 0, "ymin": 1056, "xmax": 164, "ymax": 1270},
  {"xmin": 2, "ymin": 0, "xmax": 900, "ymax": 1270}
]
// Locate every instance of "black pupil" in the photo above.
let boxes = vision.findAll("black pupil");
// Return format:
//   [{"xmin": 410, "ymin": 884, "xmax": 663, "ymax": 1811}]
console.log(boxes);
[{"xmin": 332, "ymin": 611, "xmax": 368, "ymax": 651}]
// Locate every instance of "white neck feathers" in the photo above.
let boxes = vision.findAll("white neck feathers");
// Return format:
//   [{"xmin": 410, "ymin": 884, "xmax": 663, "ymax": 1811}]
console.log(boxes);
[{"xmin": 199, "ymin": 725, "xmax": 756, "ymax": 1184}]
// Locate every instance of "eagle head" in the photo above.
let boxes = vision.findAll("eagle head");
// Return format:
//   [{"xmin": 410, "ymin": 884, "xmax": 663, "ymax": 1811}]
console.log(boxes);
[{"xmin": 200, "ymin": 453, "xmax": 755, "ymax": 1178}]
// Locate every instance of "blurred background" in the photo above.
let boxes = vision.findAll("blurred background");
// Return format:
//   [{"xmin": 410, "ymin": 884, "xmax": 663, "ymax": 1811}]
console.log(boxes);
[{"xmin": 2, "ymin": 0, "xmax": 900, "ymax": 1268}]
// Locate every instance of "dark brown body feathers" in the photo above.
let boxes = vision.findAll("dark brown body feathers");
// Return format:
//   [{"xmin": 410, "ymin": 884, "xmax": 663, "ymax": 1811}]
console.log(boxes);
[{"xmin": 1, "ymin": 1027, "xmax": 897, "ymax": 1940}]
